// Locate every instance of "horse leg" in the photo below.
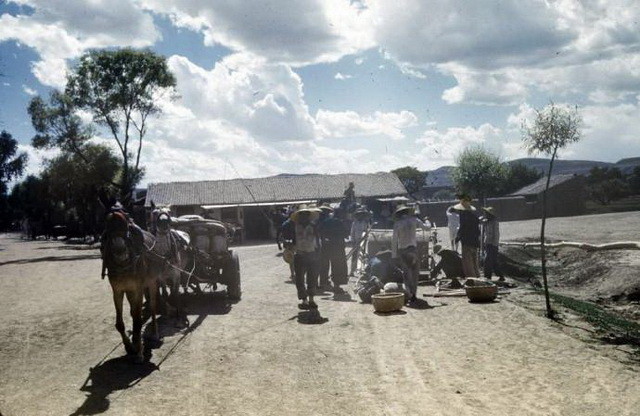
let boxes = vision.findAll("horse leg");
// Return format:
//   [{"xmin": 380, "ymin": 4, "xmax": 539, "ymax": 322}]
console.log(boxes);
[
  {"xmin": 146, "ymin": 278, "xmax": 160, "ymax": 343},
  {"xmin": 126, "ymin": 290, "xmax": 144, "ymax": 364},
  {"xmin": 113, "ymin": 289, "xmax": 134, "ymax": 355}
]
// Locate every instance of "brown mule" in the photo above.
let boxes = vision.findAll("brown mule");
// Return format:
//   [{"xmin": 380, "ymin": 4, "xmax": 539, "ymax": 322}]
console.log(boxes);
[{"xmin": 101, "ymin": 211, "xmax": 159, "ymax": 363}]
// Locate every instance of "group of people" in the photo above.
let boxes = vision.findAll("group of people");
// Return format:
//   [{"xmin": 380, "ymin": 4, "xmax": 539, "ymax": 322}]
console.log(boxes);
[
  {"xmin": 278, "ymin": 199, "xmax": 433, "ymax": 310},
  {"xmin": 432, "ymin": 194, "xmax": 504, "ymax": 284}
]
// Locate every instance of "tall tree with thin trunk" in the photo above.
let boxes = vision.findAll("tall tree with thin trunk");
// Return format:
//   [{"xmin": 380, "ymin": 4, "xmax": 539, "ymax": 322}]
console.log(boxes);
[
  {"xmin": 65, "ymin": 48, "xmax": 176, "ymax": 206},
  {"xmin": 521, "ymin": 103, "xmax": 582, "ymax": 319}
]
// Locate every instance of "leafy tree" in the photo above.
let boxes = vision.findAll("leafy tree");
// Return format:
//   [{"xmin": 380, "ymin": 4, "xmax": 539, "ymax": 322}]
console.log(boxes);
[
  {"xmin": 432, "ymin": 189, "xmax": 457, "ymax": 201},
  {"xmin": 0, "ymin": 131, "xmax": 28, "ymax": 229},
  {"xmin": 28, "ymin": 91, "xmax": 93, "ymax": 162},
  {"xmin": 452, "ymin": 146, "xmax": 507, "ymax": 205},
  {"xmin": 628, "ymin": 166, "xmax": 640, "ymax": 195},
  {"xmin": 587, "ymin": 167, "xmax": 629, "ymax": 205},
  {"xmin": 391, "ymin": 166, "xmax": 427, "ymax": 197},
  {"xmin": 500, "ymin": 162, "xmax": 543, "ymax": 195},
  {"xmin": 44, "ymin": 144, "xmax": 120, "ymax": 236},
  {"xmin": 522, "ymin": 103, "xmax": 582, "ymax": 319},
  {"xmin": 30, "ymin": 48, "xmax": 176, "ymax": 206}
]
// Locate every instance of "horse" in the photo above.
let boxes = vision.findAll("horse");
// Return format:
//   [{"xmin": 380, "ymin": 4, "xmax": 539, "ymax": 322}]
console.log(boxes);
[
  {"xmin": 150, "ymin": 208, "xmax": 192, "ymax": 326},
  {"xmin": 101, "ymin": 210, "xmax": 159, "ymax": 363}
]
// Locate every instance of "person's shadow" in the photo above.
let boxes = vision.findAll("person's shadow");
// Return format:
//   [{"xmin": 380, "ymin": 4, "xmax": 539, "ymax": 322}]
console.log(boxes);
[
  {"xmin": 70, "ymin": 355, "xmax": 158, "ymax": 416},
  {"xmin": 297, "ymin": 309, "xmax": 329, "ymax": 325}
]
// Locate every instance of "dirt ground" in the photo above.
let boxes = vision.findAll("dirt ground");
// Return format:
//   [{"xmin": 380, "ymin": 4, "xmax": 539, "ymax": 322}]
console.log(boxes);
[{"xmin": 1, "ymin": 213, "xmax": 639, "ymax": 416}]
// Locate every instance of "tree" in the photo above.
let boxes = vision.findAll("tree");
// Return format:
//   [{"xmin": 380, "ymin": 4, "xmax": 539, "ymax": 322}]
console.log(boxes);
[
  {"xmin": 64, "ymin": 48, "xmax": 176, "ymax": 205},
  {"xmin": 628, "ymin": 166, "xmax": 640, "ymax": 195},
  {"xmin": 44, "ymin": 144, "xmax": 120, "ymax": 236},
  {"xmin": 0, "ymin": 131, "xmax": 28, "ymax": 229},
  {"xmin": 522, "ymin": 103, "xmax": 582, "ymax": 319},
  {"xmin": 586, "ymin": 167, "xmax": 629, "ymax": 205},
  {"xmin": 391, "ymin": 166, "xmax": 427, "ymax": 197},
  {"xmin": 500, "ymin": 162, "xmax": 543, "ymax": 195},
  {"xmin": 452, "ymin": 146, "xmax": 507, "ymax": 205}
]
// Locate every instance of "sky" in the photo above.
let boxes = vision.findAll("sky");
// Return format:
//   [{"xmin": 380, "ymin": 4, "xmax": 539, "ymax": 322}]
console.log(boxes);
[{"xmin": 1, "ymin": 0, "xmax": 640, "ymax": 186}]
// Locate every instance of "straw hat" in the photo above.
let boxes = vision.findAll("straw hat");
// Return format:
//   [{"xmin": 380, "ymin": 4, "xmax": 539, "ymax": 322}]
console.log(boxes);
[
  {"xmin": 319, "ymin": 204, "xmax": 334, "ymax": 213},
  {"xmin": 353, "ymin": 206, "xmax": 371, "ymax": 219},
  {"xmin": 394, "ymin": 204, "xmax": 415, "ymax": 217},
  {"xmin": 290, "ymin": 204, "xmax": 322, "ymax": 223}
]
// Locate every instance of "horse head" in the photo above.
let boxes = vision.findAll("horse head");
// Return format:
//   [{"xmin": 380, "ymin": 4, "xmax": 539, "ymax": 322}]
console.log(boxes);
[{"xmin": 104, "ymin": 211, "xmax": 134, "ymax": 268}]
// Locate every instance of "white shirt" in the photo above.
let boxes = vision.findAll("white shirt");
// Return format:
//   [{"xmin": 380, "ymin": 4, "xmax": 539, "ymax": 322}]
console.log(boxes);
[{"xmin": 392, "ymin": 216, "xmax": 431, "ymax": 258}]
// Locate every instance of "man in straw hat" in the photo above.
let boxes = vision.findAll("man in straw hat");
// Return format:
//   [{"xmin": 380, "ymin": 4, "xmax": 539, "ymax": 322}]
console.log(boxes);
[
  {"xmin": 481, "ymin": 206, "xmax": 505, "ymax": 281},
  {"xmin": 349, "ymin": 206, "xmax": 371, "ymax": 276},
  {"xmin": 452, "ymin": 193, "xmax": 481, "ymax": 278},
  {"xmin": 283, "ymin": 204, "xmax": 322, "ymax": 309},
  {"xmin": 392, "ymin": 204, "xmax": 431, "ymax": 303},
  {"xmin": 318, "ymin": 205, "xmax": 349, "ymax": 293}
]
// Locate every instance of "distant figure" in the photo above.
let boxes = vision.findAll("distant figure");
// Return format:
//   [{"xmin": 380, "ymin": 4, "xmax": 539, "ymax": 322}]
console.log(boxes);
[
  {"xmin": 349, "ymin": 207, "xmax": 370, "ymax": 276},
  {"xmin": 446, "ymin": 206, "xmax": 460, "ymax": 252},
  {"xmin": 453, "ymin": 194, "xmax": 481, "ymax": 278},
  {"xmin": 430, "ymin": 244, "xmax": 465, "ymax": 288},
  {"xmin": 481, "ymin": 207, "xmax": 505, "ymax": 281},
  {"xmin": 272, "ymin": 208, "xmax": 288, "ymax": 250},
  {"xmin": 343, "ymin": 182, "xmax": 355, "ymax": 204},
  {"xmin": 392, "ymin": 205, "xmax": 431, "ymax": 303},
  {"xmin": 318, "ymin": 205, "xmax": 349, "ymax": 293}
]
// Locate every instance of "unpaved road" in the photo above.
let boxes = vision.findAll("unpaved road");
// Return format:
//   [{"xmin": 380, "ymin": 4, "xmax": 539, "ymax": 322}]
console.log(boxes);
[{"xmin": 1, "ymin": 213, "xmax": 639, "ymax": 416}]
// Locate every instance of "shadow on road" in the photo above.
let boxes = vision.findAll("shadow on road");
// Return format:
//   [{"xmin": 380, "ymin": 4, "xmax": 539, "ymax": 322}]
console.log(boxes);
[
  {"xmin": 297, "ymin": 310, "xmax": 329, "ymax": 325},
  {"xmin": 70, "ymin": 355, "xmax": 158, "ymax": 416},
  {"xmin": 0, "ymin": 254, "xmax": 101, "ymax": 266}
]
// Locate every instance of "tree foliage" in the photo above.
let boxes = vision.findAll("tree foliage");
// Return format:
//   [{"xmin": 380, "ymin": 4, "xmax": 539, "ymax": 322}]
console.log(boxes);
[
  {"xmin": 521, "ymin": 103, "xmax": 582, "ymax": 319},
  {"xmin": 58, "ymin": 48, "xmax": 176, "ymax": 202},
  {"xmin": 452, "ymin": 146, "xmax": 507, "ymax": 203},
  {"xmin": 499, "ymin": 162, "xmax": 543, "ymax": 195},
  {"xmin": 586, "ymin": 167, "xmax": 629, "ymax": 205},
  {"xmin": 0, "ymin": 131, "xmax": 28, "ymax": 191},
  {"xmin": 391, "ymin": 166, "xmax": 427, "ymax": 196},
  {"xmin": 0, "ymin": 131, "xmax": 28, "ymax": 229}
]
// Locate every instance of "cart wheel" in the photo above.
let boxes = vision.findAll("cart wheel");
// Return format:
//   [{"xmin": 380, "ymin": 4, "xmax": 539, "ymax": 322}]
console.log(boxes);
[{"xmin": 226, "ymin": 252, "xmax": 241, "ymax": 300}]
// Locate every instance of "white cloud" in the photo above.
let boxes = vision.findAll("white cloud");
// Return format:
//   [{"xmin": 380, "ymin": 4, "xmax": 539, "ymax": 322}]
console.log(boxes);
[
  {"xmin": 21, "ymin": 85, "xmax": 36, "ymax": 96},
  {"xmin": 416, "ymin": 123, "xmax": 504, "ymax": 165},
  {"xmin": 0, "ymin": 1, "xmax": 159, "ymax": 87},
  {"xmin": 316, "ymin": 109, "xmax": 418, "ymax": 140},
  {"xmin": 139, "ymin": 0, "xmax": 375, "ymax": 66},
  {"xmin": 334, "ymin": 72, "xmax": 353, "ymax": 80}
]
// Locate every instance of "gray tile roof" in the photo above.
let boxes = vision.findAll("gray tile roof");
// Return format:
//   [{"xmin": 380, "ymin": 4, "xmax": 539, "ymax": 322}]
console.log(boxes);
[
  {"xmin": 145, "ymin": 172, "xmax": 407, "ymax": 207},
  {"xmin": 509, "ymin": 173, "xmax": 578, "ymax": 196}
]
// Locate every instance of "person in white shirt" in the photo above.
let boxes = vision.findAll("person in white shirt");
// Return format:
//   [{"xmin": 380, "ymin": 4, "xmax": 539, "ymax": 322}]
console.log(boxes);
[
  {"xmin": 392, "ymin": 205, "xmax": 431, "ymax": 303},
  {"xmin": 446, "ymin": 205, "xmax": 460, "ymax": 252},
  {"xmin": 349, "ymin": 208, "xmax": 370, "ymax": 276}
]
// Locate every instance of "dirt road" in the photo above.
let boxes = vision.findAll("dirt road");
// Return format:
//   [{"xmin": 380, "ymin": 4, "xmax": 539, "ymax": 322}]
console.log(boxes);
[{"xmin": 0, "ymin": 228, "xmax": 639, "ymax": 415}]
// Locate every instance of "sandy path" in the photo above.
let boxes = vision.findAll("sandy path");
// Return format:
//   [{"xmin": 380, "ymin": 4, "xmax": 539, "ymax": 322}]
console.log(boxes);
[{"xmin": 0, "ymin": 231, "xmax": 639, "ymax": 416}]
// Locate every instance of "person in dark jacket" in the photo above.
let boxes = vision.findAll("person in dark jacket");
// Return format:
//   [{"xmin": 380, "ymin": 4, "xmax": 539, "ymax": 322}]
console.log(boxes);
[
  {"xmin": 318, "ymin": 205, "xmax": 349, "ymax": 293},
  {"xmin": 453, "ymin": 194, "xmax": 481, "ymax": 278}
]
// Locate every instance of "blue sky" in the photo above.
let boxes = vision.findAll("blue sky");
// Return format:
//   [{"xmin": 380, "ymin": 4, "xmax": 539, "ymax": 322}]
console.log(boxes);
[{"xmin": 2, "ymin": 0, "xmax": 640, "ymax": 185}]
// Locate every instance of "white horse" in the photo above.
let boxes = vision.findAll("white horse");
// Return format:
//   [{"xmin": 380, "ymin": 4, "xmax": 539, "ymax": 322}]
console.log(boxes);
[{"xmin": 150, "ymin": 208, "xmax": 191, "ymax": 326}]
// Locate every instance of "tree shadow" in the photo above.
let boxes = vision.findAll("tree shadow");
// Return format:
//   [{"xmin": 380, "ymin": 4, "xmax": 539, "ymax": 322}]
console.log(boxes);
[
  {"xmin": 320, "ymin": 291, "xmax": 357, "ymax": 303},
  {"xmin": 297, "ymin": 309, "xmax": 329, "ymax": 325},
  {"xmin": 70, "ymin": 355, "xmax": 158, "ymax": 416},
  {"xmin": 0, "ymin": 254, "xmax": 101, "ymax": 266}
]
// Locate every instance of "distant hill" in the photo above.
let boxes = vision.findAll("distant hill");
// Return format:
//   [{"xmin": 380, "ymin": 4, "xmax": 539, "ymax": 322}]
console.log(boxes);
[{"xmin": 424, "ymin": 157, "xmax": 640, "ymax": 188}]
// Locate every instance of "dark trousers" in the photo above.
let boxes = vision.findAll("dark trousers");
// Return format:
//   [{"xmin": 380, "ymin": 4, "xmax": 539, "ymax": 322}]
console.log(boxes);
[
  {"xmin": 483, "ymin": 244, "xmax": 504, "ymax": 279},
  {"xmin": 294, "ymin": 251, "xmax": 319, "ymax": 300},
  {"xmin": 320, "ymin": 242, "xmax": 348, "ymax": 287},
  {"xmin": 399, "ymin": 246, "xmax": 419, "ymax": 299}
]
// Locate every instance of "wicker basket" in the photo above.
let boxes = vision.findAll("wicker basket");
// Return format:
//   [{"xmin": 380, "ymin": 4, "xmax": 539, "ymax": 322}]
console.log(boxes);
[
  {"xmin": 372, "ymin": 293, "xmax": 405, "ymax": 312},
  {"xmin": 465, "ymin": 285, "xmax": 498, "ymax": 303}
]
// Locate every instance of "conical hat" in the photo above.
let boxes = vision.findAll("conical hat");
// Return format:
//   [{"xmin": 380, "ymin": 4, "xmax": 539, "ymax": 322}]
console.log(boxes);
[
  {"xmin": 291, "ymin": 204, "xmax": 322, "ymax": 223},
  {"xmin": 394, "ymin": 204, "xmax": 415, "ymax": 217}
]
